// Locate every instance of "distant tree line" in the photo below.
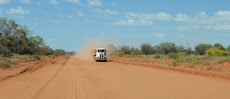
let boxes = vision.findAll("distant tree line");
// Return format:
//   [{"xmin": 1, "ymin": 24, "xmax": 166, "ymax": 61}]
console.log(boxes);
[
  {"xmin": 111, "ymin": 42, "xmax": 230, "ymax": 57},
  {"xmin": 0, "ymin": 17, "xmax": 65, "ymax": 57}
]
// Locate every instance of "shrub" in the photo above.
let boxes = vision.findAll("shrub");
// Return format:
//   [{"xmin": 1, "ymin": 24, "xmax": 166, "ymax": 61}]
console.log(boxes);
[
  {"xmin": 53, "ymin": 49, "xmax": 66, "ymax": 56},
  {"xmin": 159, "ymin": 42, "xmax": 177, "ymax": 54},
  {"xmin": 0, "ymin": 61, "xmax": 11, "ymax": 68},
  {"xmin": 119, "ymin": 45, "xmax": 131, "ymax": 54},
  {"xmin": 33, "ymin": 55, "xmax": 41, "ymax": 60},
  {"xmin": 192, "ymin": 60, "xmax": 203, "ymax": 65},
  {"xmin": 218, "ymin": 58, "xmax": 229, "ymax": 64},
  {"xmin": 207, "ymin": 65, "xmax": 216, "ymax": 70},
  {"xmin": 167, "ymin": 53, "xmax": 179, "ymax": 59},
  {"xmin": 184, "ymin": 47, "xmax": 192, "ymax": 55},
  {"xmin": 205, "ymin": 48, "xmax": 229, "ymax": 56},
  {"xmin": 226, "ymin": 46, "xmax": 230, "ymax": 54},
  {"xmin": 2, "ymin": 47, "xmax": 12, "ymax": 57},
  {"xmin": 171, "ymin": 59, "xmax": 182, "ymax": 66},
  {"xmin": 178, "ymin": 52, "xmax": 186, "ymax": 56},
  {"xmin": 195, "ymin": 44, "xmax": 213, "ymax": 55},
  {"xmin": 176, "ymin": 45, "xmax": 185, "ymax": 52},
  {"xmin": 154, "ymin": 55, "xmax": 161, "ymax": 59},
  {"xmin": 213, "ymin": 43, "xmax": 225, "ymax": 50},
  {"xmin": 188, "ymin": 63, "xmax": 195, "ymax": 68},
  {"xmin": 140, "ymin": 44, "xmax": 154, "ymax": 55},
  {"xmin": 117, "ymin": 51, "xmax": 125, "ymax": 57},
  {"xmin": 130, "ymin": 50, "xmax": 142, "ymax": 56}
]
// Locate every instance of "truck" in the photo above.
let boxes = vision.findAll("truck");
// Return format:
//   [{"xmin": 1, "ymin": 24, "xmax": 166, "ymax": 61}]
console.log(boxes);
[{"xmin": 91, "ymin": 48, "xmax": 107, "ymax": 62}]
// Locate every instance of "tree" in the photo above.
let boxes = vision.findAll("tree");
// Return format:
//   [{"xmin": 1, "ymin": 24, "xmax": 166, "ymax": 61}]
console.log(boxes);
[
  {"xmin": 153, "ymin": 45, "xmax": 161, "ymax": 54},
  {"xmin": 176, "ymin": 45, "xmax": 185, "ymax": 52},
  {"xmin": 130, "ymin": 50, "xmax": 142, "ymax": 56},
  {"xmin": 226, "ymin": 46, "xmax": 230, "ymax": 54},
  {"xmin": 0, "ymin": 17, "xmax": 54, "ymax": 56},
  {"xmin": 184, "ymin": 47, "xmax": 192, "ymax": 55},
  {"xmin": 159, "ymin": 42, "xmax": 177, "ymax": 54},
  {"xmin": 24, "ymin": 36, "xmax": 45, "ymax": 55},
  {"xmin": 40, "ymin": 46, "xmax": 54, "ymax": 55},
  {"xmin": 0, "ymin": 18, "xmax": 31, "ymax": 54},
  {"xmin": 119, "ymin": 45, "xmax": 131, "ymax": 54},
  {"xmin": 195, "ymin": 44, "xmax": 213, "ymax": 55},
  {"xmin": 53, "ymin": 49, "xmax": 66, "ymax": 56},
  {"xmin": 140, "ymin": 44, "xmax": 153, "ymax": 55},
  {"xmin": 213, "ymin": 43, "xmax": 225, "ymax": 50}
]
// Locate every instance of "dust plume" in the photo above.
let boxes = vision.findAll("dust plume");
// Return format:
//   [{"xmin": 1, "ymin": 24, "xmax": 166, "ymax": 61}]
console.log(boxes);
[{"xmin": 75, "ymin": 38, "xmax": 117, "ymax": 61}]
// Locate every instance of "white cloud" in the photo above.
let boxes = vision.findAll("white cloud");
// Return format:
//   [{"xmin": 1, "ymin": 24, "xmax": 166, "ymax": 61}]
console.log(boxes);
[
  {"xmin": 214, "ymin": 10, "xmax": 230, "ymax": 21},
  {"xmin": 177, "ymin": 10, "xmax": 230, "ymax": 30},
  {"xmin": 74, "ymin": 9, "xmax": 83, "ymax": 16},
  {"xmin": 176, "ymin": 26, "xmax": 200, "ymax": 30},
  {"xmin": 66, "ymin": 0, "xmax": 80, "ymax": 4},
  {"xmin": 52, "ymin": 20, "xmax": 61, "ymax": 24},
  {"xmin": 125, "ymin": 12, "xmax": 173, "ymax": 21},
  {"xmin": 87, "ymin": 0, "xmax": 101, "ymax": 6},
  {"xmin": 154, "ymin": 33, "xmax": 166, "ymax": 39},
  {"xmin": 175, "ymin": 13, "xmax": 189, "ymax": 21},
  {"xmin": 0, "ymin": 0, "xmax": 10, "ymax": 4},
  {"xmin": 112, "ymin": 3, "xmax": 116, "ymax": 6},
  {"xmin": 215, "ymin": 10, "xmax": 230, "ymax": 17},
  {"xmin": 205, "ymin": 25, "xmax": 230, "ymax": 30},
  {"xmin": 94, "ymin": 9, "xmax": 119, "ymax": 15},
  {"xmin": 20, "ymin": 0, "xmax": 32, "ymax": 4},
  {"xmin": 177, "ymin": 25, "xmax": 230, "ymax": 30},
  {"xmin": 7, "ymin": 7, "xmax": 30, "ymax": 14},
  {"xmin": 114, "ymin": 19, "xmax": 152, "ymax": 25},
  {"xmin": 200, "ymin": 12, "xmax": 208, "ymax": 18},
  {"xmin": 49, "ymin": 0, "xmax": 58, "ymax": 5}
]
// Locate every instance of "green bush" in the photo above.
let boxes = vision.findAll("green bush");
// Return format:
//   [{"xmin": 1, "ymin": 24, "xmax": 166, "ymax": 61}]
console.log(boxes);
[
  {"xmin": 205, "ymin": 48, "xmax": 229, "ymax": 56},
  {"xmin": 218, "ymin": 58, "xmax": 229, "ymax": 64},
  {"xmin": 214, "ymin": 43, "xmax": 225, "ymax": 50},
  {"xmin": 2, "ymin": 47, "xmax": 12, "ymax": 57},
  {"xmin": 159, "ymin": 42, "xmax": 177, "ymax": 54},
  {"xmin": 227, "ymin": 46, "xmax": 230, "ymax": 54},
  {"xmin": 167, "ymin": 53, "xmax": 179, "ymax": 59},
  {"xmin": 171, "ymin": 59, "xmax": 182, "ymax": 66},
  {"xmin": 130, "ymin": 50, "xmax": 142, "ymax": 56},
  {"xmin": 178, "ymin": 52, "xmax": 186, "ymax": 56},
  {"xmin": 53, "ymin": 49, "xmax": 66, "ymax": 56},
  {"xmin": 119, "ymin": 45, "xmax": 132, "ymax": 54},
  {"xmin": 33, "ymin": 55, "xmax": 41, "ymax": 60},
  {"xmin": 195, "ymin": 44, "xmax": 213, "ymax": 55},
  {"xmin": 117, "ymin": 51, "xmax": 125, "ymax": 57},
  {"xmin": 141, "ymin": 44, "xmax": 154, "ymax": 55},
  {"xmin": 154, "ymin": 55, "xmax": 161, "ymax": 59}
]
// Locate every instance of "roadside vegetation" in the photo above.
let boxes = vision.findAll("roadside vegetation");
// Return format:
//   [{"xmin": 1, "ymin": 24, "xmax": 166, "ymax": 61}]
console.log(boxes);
[
  {"xmin": 109, "ymin": 42, "xmax": 230, "ymax": 72},
  {"xmin": 0, "ymin": 17, "xmax": 65, "ymax": 69}
]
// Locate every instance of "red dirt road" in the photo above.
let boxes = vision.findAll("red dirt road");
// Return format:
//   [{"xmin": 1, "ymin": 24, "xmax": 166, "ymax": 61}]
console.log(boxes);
[{"xmin": 0, "ymin": 56, "xmax": 230, "ymax": 99}]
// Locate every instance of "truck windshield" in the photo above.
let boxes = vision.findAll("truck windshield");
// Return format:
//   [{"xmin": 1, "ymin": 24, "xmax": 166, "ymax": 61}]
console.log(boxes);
[{"xmin": 98, "ymin": 50, "xmax": 105, "ymax": 52}]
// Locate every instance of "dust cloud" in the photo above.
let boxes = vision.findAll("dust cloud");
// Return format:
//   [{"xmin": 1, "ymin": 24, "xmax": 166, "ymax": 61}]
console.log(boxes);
[{"xmin": 74, "ymin": 38, "xmax": 117, "ymax": 61}]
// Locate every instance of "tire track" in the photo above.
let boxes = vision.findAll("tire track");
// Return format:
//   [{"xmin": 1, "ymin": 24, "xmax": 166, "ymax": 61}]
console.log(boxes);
[{"xmin": 32, "ymin": 56, "xmax": 70, "ymax": 99}]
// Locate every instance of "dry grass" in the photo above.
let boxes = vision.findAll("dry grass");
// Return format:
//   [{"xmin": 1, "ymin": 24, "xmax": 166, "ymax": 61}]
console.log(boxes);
[{"xmin": 0, "ymin": 54, "xmax": 43, "ymax": 69}]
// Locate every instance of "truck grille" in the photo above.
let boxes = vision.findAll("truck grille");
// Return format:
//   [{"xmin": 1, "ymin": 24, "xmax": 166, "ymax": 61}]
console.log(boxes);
[{"xmin": 100, "ymin": 54, "xmax": 104, "ymax": 59}]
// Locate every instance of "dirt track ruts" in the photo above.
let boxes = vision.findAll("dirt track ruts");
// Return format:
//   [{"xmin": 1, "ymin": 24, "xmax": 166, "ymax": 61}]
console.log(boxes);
[{"xmin": 0, "ymin": 56, "xmax": 230, "ymax": 99}]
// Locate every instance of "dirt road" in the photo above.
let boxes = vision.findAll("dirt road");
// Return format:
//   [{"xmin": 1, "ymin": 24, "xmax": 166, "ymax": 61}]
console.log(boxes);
[{"xmin": 0, "ymin": 56, "xmax": 230, "ymax": 99}]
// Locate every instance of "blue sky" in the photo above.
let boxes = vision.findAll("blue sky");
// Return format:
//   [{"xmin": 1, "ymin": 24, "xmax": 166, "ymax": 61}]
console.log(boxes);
[{"xmin": 1, "ymin": 0, "xmax": 230, "ymax": 51}]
